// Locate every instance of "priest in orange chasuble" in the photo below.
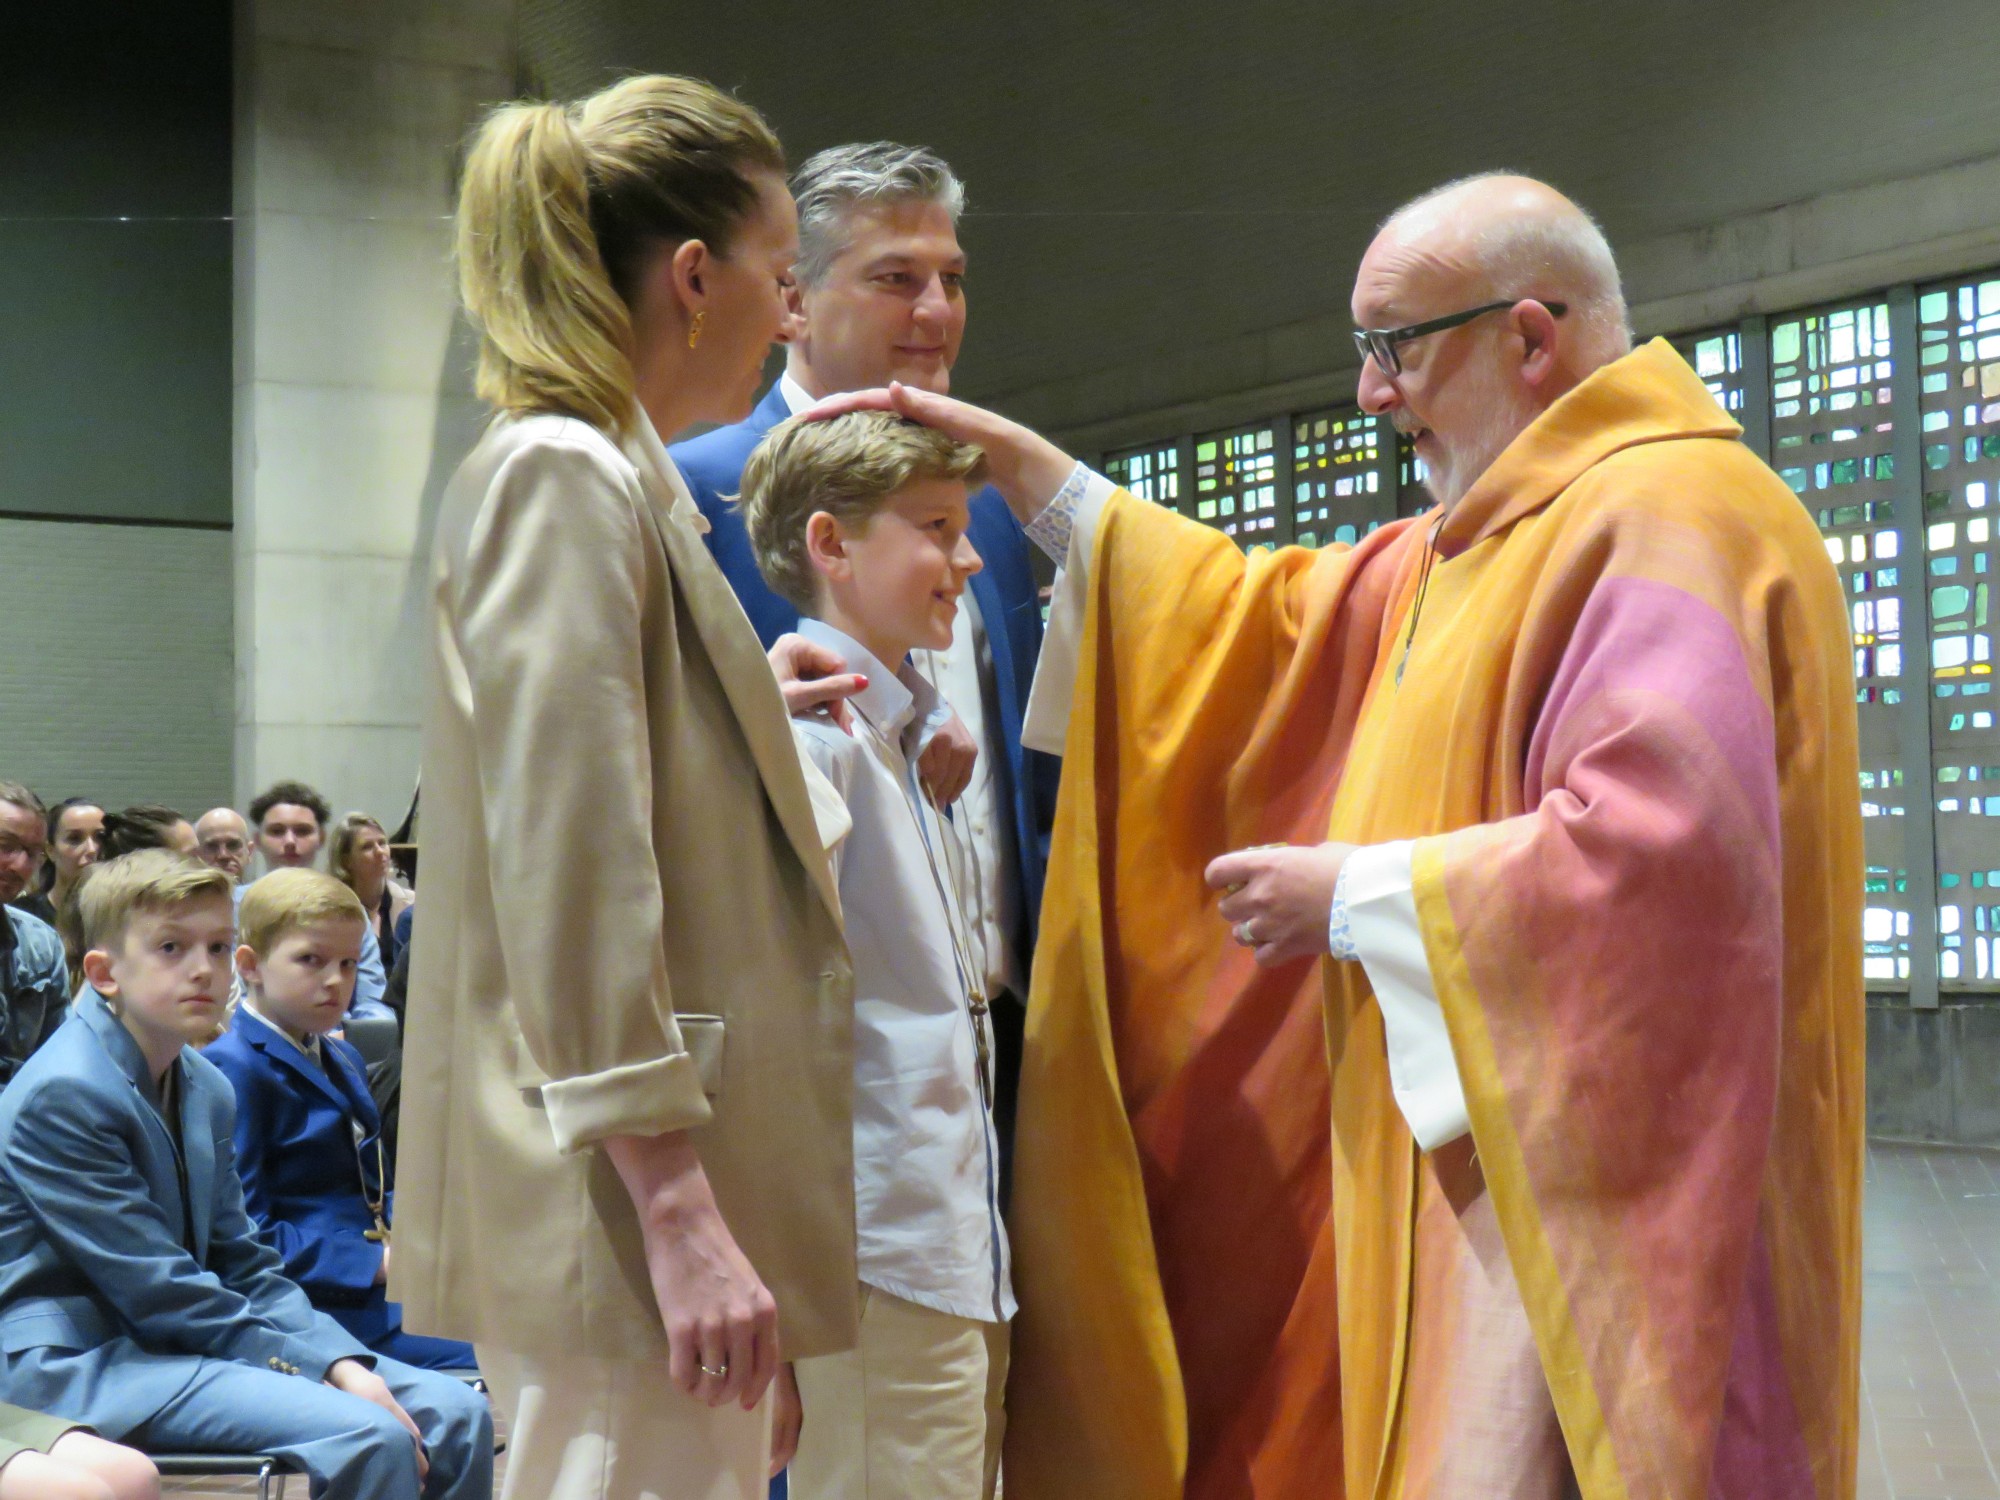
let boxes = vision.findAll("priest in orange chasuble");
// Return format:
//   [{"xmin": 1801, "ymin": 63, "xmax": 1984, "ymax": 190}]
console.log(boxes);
[{"xmin": 796, "ymin": 172, "xmax": 1864, "ymax": 1500}]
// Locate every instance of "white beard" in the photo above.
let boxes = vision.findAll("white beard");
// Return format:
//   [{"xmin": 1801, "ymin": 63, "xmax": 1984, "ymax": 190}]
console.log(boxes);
[{"xmin": 1406, "ymin": 362, "xmax": 1540, "ymax": 512}]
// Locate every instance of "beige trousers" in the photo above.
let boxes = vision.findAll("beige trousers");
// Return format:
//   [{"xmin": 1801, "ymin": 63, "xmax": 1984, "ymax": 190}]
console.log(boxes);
[
  {"xmin": 479, "ymin": 1345, "xmax": 773, "ymax": 1500},
  {"xmin": 789, "ymin": 1286, "xmax": 1009, "ymax": 1500}
]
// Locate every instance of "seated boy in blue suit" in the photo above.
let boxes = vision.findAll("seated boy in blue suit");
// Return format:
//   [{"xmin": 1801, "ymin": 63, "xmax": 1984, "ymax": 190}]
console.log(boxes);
[
  {"xmin": 0, "ymin": 851, "xmax": 491, "ymax": 1500},
  {"xmin": 206, "ymin": 869, "xmax": 474, "ymax": 1372}
]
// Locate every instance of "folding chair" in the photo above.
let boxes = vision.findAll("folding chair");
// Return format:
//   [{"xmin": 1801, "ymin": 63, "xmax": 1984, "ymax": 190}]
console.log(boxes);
[{"xmin": 152, "ymin": 1450, "xmax": 298, "ymax": 1498}]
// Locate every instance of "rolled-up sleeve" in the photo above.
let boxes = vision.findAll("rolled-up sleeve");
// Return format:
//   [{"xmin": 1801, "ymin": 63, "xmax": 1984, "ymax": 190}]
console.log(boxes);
[{"xmin": 455, "ymin": 437, "xmax": 711, "ymax": 1153}]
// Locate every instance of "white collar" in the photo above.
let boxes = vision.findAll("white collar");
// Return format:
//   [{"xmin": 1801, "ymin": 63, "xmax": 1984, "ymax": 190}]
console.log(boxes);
[
  {"xmin": 778, "ymin": 371, "xmax": 817, "ymax": 417},
  {"xmin": 241, "ymin": 998, "xmax": 323, "ymax": 1063},
  {"xmin": 796, "ymin": 617, "xmax": 940, "ymax": 745}
]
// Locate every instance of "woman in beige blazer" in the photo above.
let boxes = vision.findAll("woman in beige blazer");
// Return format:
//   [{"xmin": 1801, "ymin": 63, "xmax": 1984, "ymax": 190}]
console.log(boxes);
[{"xmin": 393, "ymin": 75, "xmax": 858, "ymax": 1500}]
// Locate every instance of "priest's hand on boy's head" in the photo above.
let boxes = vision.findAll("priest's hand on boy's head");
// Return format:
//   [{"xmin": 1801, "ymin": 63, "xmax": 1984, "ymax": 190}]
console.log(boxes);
[
  {"xmin": 1207, "ymin": 841, "xmax": 1355, "ymax": 969},
  {"xmin": 797, "ymin": 382, "xmax": 1078, "ymax": 525}
]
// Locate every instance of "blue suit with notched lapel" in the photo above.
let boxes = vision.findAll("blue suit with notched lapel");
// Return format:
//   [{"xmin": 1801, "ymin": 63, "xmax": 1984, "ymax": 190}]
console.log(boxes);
[
  {"xmin": 204, "ymin": 1005, "xmax": 476, "ymax": 1370},
  {"xmin": 671, "ymin": 382, "xmax": 1061, "ymax": 941},
  {"xmin": 0, "ymin": 990, "xmax": 491, "ymax": 1499}
]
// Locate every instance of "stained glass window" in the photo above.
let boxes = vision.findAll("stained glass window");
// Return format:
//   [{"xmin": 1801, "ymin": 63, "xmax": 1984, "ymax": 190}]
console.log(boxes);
[
  {"xmin": 1104, "ymin": 441, "xmax": 1182, "ymax": 509},
  {"xmin": 1916, "ymin": 275, "xmax": 2000, "ymax": 986},
  {"xmin": 1771, "ymin": 301, "xmax": 1913, "ymax": 985},
  {"xmin": 1677, "ymin": 328, "xmax": 1748, "ymax": 417},
  {"xmin": 1290, "ymin": 408, "xmax": 1387, "ymax": 547},
  {"xmin": 1193, "ymin": 424, "xmax": 1280, "ymax": 542},
  {"xmin": 1396, "ymin": 430, "xmax": 1430, "ymax": 517}
]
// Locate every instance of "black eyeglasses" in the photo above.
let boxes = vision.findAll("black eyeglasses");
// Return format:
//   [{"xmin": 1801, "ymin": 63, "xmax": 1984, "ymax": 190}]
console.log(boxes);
[{"xmin": 1353, "ymin": 299, "xmax": 1568, "ymax": 376}]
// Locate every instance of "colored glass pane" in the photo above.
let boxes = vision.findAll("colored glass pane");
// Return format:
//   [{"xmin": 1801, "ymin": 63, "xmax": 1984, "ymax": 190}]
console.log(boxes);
[
  {"xmin": 1770, "ymin": 300, "xmax": 1912, "ymax": 985},
  {"xmin": 1289, "ymin": 406, "xmax": 1388, "ymax": 548}
]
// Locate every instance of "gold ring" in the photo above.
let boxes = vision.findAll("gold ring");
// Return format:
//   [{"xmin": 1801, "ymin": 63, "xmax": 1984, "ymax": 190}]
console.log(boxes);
[{"xmin": 700, "ymin": 1362, "xmax": 728, "ymax": 1378}]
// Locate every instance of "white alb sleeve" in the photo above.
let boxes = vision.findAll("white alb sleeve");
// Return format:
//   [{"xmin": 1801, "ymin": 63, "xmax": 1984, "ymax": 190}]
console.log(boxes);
[
  {"xmin": 1341, "ymin": 839, "xmax": 1470, "ymax": 1151},
  {"xmin": 1020, "ymin": 468, "xmax": 1115, "ymax": 755}
]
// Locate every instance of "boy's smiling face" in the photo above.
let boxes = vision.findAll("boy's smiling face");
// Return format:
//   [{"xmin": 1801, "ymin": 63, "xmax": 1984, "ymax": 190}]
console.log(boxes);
[
  {"xmin": 89, "ymin": 894, "xmax": 237, "ymax": 1066},
  {"xmin": 237, "ymin": 919, "xmax": 364, "ymax": 1039},
  {"xmin": 812, "ymin": 476, "xmax": 984, "ymax": 663}
]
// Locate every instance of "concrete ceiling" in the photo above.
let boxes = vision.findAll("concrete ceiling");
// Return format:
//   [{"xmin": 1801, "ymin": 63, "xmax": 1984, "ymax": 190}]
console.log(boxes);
[{"xmin": 522, "ymin": 0, "xmax": 2000, "ymax": 431}]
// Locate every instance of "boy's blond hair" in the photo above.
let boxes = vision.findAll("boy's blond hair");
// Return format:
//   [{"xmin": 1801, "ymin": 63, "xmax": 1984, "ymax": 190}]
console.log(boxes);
[
  {"xmin": 237, "ymin": 868, "xmax": 368, "ymax": 958},
  {"xmin": 738, "ymin": 411, "xmax": 987, "ymax": 612},
  {"xmin": 76, "ymin": 850, "xmax": 233, "ymax": 954}
]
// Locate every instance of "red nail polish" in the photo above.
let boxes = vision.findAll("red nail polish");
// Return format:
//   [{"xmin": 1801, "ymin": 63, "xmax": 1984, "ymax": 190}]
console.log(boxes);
[{"xmin": 855, "ymin": 675, "xmax": 869, "ymax": 688}]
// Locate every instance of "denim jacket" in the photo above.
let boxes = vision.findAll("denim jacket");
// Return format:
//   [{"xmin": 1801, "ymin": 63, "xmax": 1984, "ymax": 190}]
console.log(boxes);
[{"xmin": 0, "ymin": 907, "xmax": 69, "ymax": 1084}]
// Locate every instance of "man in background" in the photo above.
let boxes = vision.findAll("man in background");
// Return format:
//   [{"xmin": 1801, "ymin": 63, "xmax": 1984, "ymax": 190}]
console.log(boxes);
[
  {"xmin": 674, "ymin": 142, "xmax": 1056, "ymax": 1180},
  {"xmin": 196, "ymin": 806, "xmax": 252, "ymax": 882},
  {"xmin": 248, "ymin": 781, "xmax": 392, "ymax": 1021},
  {"xmin": 0, "ymin": 781, "xmax": 69, "ymax": 1080}
]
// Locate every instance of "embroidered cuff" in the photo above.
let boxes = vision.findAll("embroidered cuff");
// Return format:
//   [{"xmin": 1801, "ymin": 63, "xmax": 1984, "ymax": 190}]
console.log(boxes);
[
  {"xmin": 1024, "ymin": 461, "xmax": 1092, "ymax": 562},
  {"xmin": 1327, "ymin": 860, "xmax": 1359, "ymax": 961}
]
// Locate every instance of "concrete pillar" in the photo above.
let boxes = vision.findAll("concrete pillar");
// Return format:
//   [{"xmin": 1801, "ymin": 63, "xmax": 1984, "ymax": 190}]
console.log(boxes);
[{"xmin": 232, "ymin": 0, "xmax": 513, "ymax": 824}]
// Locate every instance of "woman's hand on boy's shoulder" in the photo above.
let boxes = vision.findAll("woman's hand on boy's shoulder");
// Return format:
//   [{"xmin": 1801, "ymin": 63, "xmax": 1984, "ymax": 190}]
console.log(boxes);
[{"xmin": 767, "ymin": 634, "xmax": 865, "ymax": 733}]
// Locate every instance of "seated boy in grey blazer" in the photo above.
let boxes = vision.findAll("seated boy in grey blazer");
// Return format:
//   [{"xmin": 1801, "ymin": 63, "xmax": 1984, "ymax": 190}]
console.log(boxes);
[{"xmin": 0, "ymin": 850, "xmax": 492, "ymax": 1500}]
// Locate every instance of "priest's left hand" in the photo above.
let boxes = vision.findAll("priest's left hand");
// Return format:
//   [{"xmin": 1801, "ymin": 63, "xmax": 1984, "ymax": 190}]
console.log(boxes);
[{"xmin": 1207, "ymin": 841, "xmax": 1356, "ymax": 968}]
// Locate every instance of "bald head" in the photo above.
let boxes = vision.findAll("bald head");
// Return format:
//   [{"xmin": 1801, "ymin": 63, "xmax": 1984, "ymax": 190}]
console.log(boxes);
[
  {"xmin": 1362, "ymin": 173, "xmax": 1629, "ymax": 368},
  {"xmin": 195, "ymin": 806, "xmax": 251, "ymax": 881},
  {"xmin": 1348, "ymin": 174, "xmax": 1636, "ymax": 509}
]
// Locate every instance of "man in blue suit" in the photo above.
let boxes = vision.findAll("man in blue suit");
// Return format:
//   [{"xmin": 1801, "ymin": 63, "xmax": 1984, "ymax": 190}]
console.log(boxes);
[
  {"xmin": 0, "ymin": 851, "xmax": 490, "ymax": 1499},
  {"xmin": 673, "ymin": 144, "xmax": 1057, "ymax": 1200}
]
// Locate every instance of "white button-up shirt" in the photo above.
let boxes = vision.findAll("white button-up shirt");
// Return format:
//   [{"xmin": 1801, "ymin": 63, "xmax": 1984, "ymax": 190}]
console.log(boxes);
[
  {"xmin": 779, "ymin": 374, "xmax": 1022, "ymax": 1000},
  {"xmin": 791, "ymin": 617, "xmax": 1014, "ymax": 1324}
]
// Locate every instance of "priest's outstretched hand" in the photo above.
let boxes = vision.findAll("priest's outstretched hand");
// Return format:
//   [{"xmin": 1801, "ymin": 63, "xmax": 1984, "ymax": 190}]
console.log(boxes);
[
  {"xmin": 794, "ymin": 382, "xmax": 1078, "ymax": 524},
  {"xmin": 1207, "ymin": 842, "xmax": 1356, "ymax": 968}
]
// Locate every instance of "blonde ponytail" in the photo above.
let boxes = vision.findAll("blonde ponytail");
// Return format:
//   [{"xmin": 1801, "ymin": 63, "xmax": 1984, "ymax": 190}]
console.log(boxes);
[{"xmin": 455, "ymin": 77, "xmax": 785, "ymax": 433}]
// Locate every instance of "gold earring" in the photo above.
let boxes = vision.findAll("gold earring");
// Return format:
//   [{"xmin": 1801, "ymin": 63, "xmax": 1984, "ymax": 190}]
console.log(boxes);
[{"xmin": 688, "ymin": 311, "xmax": 705, "ymax": 350}]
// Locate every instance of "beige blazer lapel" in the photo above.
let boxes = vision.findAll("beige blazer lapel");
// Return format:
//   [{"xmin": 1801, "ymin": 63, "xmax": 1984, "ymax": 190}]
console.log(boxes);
[{"xmin": 619, "ymin": 415, "xmax": 844, "ymax": 926}]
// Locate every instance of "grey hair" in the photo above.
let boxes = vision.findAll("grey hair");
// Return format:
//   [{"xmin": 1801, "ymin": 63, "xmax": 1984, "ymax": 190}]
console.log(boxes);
[
  {"xmin": 791, "ymin": 141, "xmax": 966, "ymax": 286},
  {"xmin": 1386, "ymin": 171, "xmax": 1631, "ymax": 363}
]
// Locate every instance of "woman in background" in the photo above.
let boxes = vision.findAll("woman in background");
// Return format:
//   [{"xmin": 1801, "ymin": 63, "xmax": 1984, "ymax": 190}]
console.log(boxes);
[
  {"xmin": 52, "ymin": 805, "xmax": 192, "ymax": 996},
  {"xmin": 15, "ymin": 798, "xmax": 101, "ymax": 928},
  {"xmin": 328, "ymin": 813, "xmax": 413, "ymax": 972}
]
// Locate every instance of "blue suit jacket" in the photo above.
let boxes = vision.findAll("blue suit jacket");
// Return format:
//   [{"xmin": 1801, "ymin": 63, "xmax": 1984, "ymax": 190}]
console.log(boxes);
[
  {"xmin": 0, "ymin": 991, "xmax": 370, "ymax": 1436},
  {"xmin": 204, "ymin": 1007, "xmax": 400, "ymax": 1345},
  {"xmin": 672, "ymin": 383, "xmax": 1060, "ymax": 948}
]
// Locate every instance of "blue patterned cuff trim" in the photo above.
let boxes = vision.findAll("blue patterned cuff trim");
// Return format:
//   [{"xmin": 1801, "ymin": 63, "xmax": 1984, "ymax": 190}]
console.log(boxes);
[
  {"xmin": 1327, "ymin": 859, "xmax": 1358, "ymax": 962},
  {"xmin": 1025, "ymin": 462, "xmax": 1090, "ymax": 561}
]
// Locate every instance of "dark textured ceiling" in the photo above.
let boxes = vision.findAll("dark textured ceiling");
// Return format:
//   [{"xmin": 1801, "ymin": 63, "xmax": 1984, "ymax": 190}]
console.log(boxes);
[{"xmin": 522, "ymin": 0, "xmax": 2000, "ymax": 420}]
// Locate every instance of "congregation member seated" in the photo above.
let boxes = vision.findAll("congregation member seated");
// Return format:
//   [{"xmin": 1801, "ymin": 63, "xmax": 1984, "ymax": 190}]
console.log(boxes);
[
  {"xmin": 741, "ymin": 413, "xmax": 1012, "ymax": 1500},
  {"xmin": 0, "ymin": 784, "xmax": 68, "ymax": 1084},
  {"xmin": 10, "ymin": 797, "xmax": 103, "ymax": 931},
  {"xmin": 205, "ymin": 869, "xmax": 470, "ymax": 1371},
  {"xmin": 326, "ymin": 815, "xmax": 412, "ymax": 975},
  {"xmin": 193, "ymin": 808, "xmax": 252, "ymax": 884},
  {"xmin": 29, "ymin": 799, "xmax": 106, "ymax": 929},
  {"xmin": 0, "ymin": 851, "xmax": 492, "ymax": 1500},
  {"xmin": 98, "ymin": 807, "xmax": 199, "ymax": 862},
  {"xmin": 249, "ymin": 783, "xmax": 392, "ymax": 1023},
  {"xmin": 0, "ymin": 1398, "xmax": 156, "ymax": 1500}
]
